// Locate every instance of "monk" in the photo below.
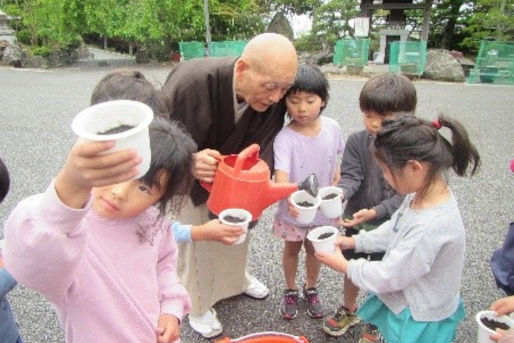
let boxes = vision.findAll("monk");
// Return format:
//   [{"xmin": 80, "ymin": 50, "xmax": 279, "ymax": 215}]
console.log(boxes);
[{"xmin": 161, "ymin": 32, "xmax": 298, "ymax": 338}]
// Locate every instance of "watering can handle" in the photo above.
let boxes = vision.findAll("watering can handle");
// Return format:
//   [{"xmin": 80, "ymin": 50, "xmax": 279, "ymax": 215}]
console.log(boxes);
[
  {"xmin": 199, "ymin": 154, "xmax": 224, "ymax": 192},
  {"xmin": 233, "ymin": 144, "xmax": 260, "ymax": 175}
]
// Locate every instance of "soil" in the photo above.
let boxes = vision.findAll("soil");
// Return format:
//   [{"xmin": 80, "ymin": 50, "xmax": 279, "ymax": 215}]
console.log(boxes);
[
  {"xmin": 318, "ymin": 232, "xmax": 334, "ymax": 240},
  {"xmin": 97, "ymin": 124, "xmax": 135, "ymax": 135},
  {"xmin": 296, "ymin": 201, "xmax": 314, "ymax": 207},
  {"xmin": 481, "ymin": 317, "xmax": 511, "ymax": 331},
  {"xmin": 322, "ymin": 193, "xmax": 338, "ymax": 200},
  {"xmin": 222, "ymin": 215, "xmax": 246, "ymax": 223}
]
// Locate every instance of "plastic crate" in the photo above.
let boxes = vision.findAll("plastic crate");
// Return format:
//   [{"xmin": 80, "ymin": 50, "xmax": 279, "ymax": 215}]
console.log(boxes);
[
  {"xmin": 389, "ymin": 41, "xmax": 427, "ymax": 76},
  {"xmin": 179, "ymin": 41, "xmax": 205, "ymax": 60},
  {"xmin": 210, "ymin": 40, "xmax": 247, "ymax": 57},
  {"xmin": 333, "ymin": 38, "xmax": 370, "ymax": 67},
  {"xmin": 467, "ymin": 41, "xmax": 514, "ymax": 85}
]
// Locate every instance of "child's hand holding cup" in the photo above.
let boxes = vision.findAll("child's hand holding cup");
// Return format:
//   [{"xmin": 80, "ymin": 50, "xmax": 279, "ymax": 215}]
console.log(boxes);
[{"xmin": 219, "ymin": 208, "xmax": 252, "ymax": 245}]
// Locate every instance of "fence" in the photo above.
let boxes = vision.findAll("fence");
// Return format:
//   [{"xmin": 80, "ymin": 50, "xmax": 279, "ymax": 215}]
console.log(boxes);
[
  {"xmin": 333, "ymin": 38, "xmax": 370, "ymax": 67},
  {"xmin": 467, "ymin": 41, "xmax": 514, "ymax": 85},
  {"xmin": 389, "ymin": 41, "xmax": 427, "ymax": 76},
  {"xmin": 179, "ymin": 40, "xmax": 248, "ymax": 60}
]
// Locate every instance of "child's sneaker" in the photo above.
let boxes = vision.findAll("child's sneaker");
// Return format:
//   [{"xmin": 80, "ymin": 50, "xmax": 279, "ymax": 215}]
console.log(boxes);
[
  {"xmin": 322, "ymin": 305, "xmax": 360, "ymax": 336},
  {"xmin": 280, "ymin": 289, "xmax": 299, "ymax": 319},
  {"xmin": 303, "ymin": 286, "xmax": 324, "ymax": 318},
  {"xmin": 358, "ymin": 323, "xmax": 382, "ymax": 343}
]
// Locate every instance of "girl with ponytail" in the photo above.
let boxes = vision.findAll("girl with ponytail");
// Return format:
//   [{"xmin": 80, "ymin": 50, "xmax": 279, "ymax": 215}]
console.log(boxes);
[{"xmin": 316, "ymin": 115, "xmax": 480, "ymax": 343}]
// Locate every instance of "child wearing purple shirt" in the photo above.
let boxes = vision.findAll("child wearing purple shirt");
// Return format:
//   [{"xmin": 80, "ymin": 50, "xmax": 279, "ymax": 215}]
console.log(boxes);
[{"xmin": 273, "ymin": 65, "xmax": 344, "ymax": 320}]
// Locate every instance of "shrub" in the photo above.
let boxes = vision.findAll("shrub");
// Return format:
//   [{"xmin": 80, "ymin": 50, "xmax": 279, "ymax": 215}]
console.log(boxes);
[{"xmin": 31, "ymin": 46, "xmax": 52, "ymax": 57}]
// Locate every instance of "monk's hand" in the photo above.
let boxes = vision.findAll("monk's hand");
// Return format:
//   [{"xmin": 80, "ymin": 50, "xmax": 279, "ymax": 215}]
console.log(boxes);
[{"xmin": 193, "ymin": 149, "xmax": 221, "ymax": 182}]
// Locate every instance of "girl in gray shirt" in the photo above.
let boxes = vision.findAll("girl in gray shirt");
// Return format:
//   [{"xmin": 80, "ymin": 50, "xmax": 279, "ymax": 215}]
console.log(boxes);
[{"xmin": 316, "ymin": 115, "xmax": 480, "ymax": 343}]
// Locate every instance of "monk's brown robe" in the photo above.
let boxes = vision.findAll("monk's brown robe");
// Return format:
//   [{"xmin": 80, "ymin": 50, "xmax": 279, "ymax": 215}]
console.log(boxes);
[{"xmin": 162, "ymin": 57, "xmax": 287, "ymax": 315}]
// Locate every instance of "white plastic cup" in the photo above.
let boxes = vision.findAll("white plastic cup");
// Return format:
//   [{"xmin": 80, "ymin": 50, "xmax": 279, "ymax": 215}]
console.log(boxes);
[
  {"xmin": 219, "ymin": 208, "xmax": 252, "ymax": 245},
  {"xmin": 319, "ymin": 186, "xmax": 343, "ymax": 219},
  {"xmin": 476, "ymin": 310, "xmax": 514, "ymax": 343},
  {"xmin": 307, "ymin": 226, "xmax": 339, "ymax": 254},
  {"xmin": 71, "ymin": 100, "xmax": 154, "ymax": 179},
  {"xmin": 291, "ymin": 190, "xmax": 321, "ymax": 225}
]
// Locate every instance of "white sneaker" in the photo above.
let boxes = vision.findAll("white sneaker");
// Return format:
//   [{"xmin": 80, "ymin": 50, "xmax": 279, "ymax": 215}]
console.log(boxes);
[
  {"xmin": 188, "ymin": 308, "xmax": 223, "ymax": 338},
  {"xmin": 243, "ymin": 275, "xmax": 270, "ymax": 299}
]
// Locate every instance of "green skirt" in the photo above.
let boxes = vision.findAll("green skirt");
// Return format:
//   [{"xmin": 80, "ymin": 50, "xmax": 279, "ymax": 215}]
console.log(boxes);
[{"xmin": 357, "ymin": 294, "xmax": 466, "ymax": 343}]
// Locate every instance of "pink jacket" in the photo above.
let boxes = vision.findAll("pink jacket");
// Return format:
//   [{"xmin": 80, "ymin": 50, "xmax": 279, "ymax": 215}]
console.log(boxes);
[{"xmin": 4, "ymin": 183, "xmax": 191, "ymax": 343}]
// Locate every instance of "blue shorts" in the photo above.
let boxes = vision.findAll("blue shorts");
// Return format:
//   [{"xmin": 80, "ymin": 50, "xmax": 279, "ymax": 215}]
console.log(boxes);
[{"xmin": 357, "ymin": 294, "xmax": 466, "ymax": 343}]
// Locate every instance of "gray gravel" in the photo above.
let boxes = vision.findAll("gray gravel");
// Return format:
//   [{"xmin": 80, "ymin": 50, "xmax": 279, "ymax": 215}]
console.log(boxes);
[{"xmin": 0, "ymin": 64, "xmax": 513, "ymax": 343}]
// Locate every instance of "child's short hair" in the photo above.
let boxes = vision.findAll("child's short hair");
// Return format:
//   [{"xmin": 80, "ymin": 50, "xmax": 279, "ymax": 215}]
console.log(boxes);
[
  {"xmin": 359, "ymin": 73, "xmax": 417, "ymax": 116},
  {"xmin": 286, "ymin": 64, "xmax": 329, "ymax": 111},
  {"xmin": 91, "ymin": 70, "xmax": 167, "ymax": 118},
  {"xmin": 141, "ymin": 117, "xmax": 197, "ymax": 215},
  {"xmin": 0, "ymin": 158, "xmax": 10, "ymax": 203}
]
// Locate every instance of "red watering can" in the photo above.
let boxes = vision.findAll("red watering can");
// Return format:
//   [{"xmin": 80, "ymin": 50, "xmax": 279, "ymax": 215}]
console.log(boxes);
[
  {"xmin": 215, "ymin": 331, "xmax": 309, "ymax": 343},
  {"xmin": 201, "ymin": 144, "xmax": 318, "ymax": 220}
]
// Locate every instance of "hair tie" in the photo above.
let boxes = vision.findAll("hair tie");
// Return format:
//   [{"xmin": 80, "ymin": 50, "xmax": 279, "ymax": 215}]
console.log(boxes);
[{"xmin": 433, "ymin": 119, "xmax": 442, "ymax": 130}]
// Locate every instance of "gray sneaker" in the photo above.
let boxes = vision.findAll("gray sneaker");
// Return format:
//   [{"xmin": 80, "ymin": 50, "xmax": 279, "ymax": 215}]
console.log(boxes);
[
  {"xmin": 280, "ymin": 289, "xmax": 299, "ymax": 319},
  {"xmin": 303, "ymin": 286, "xmax": 324, "ymax": 318}
]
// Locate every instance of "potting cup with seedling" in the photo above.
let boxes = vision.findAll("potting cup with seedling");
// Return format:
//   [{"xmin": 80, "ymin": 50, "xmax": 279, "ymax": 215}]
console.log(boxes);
[
  {"xmin": 475, "ymin": 310, "xmax": 514, "ymax": 343},
  {"xmin": 290, "ymin": 190, "xmax": 321, "ymax": 225},
  {"xmin": 71, "ymin": 100, "xmax": 154, "ymax": 178},
  {"xmin": 219, "ymin": 208, "xmax": 252, "ymax": 245},
  {"xmin": 318, "ymin": 186, "xmax": 343, "ymax": 219},
  {"xmin": 307, "ymin": 226, "xmax": 339, "ymax": 254}
]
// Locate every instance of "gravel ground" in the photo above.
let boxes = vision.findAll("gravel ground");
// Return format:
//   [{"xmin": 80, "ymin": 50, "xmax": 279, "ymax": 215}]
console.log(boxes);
[{"xmin": 0, "ymin": 64, "xmax": 513, "ymax": 343}]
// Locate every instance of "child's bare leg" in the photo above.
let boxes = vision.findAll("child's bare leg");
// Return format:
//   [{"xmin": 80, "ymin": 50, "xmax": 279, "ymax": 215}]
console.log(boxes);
[
  {"xmin": 283, "ymin": 240, "xmax": 303, "ymax": 290},
  {"xmin": 343, "ymin": 274, "xmax": 359, "ymax": 311},
  {"xmin": 304, "ymin": 239, "xmax": 321, "ymax": 289}
]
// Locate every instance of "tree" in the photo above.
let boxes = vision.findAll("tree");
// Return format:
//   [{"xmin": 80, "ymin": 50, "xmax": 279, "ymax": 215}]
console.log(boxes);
[
  {"xmin": 312, "ymin": 0, "xmax": 360, "ymax": 48},
  {"xmin": 461, "ymin": 0, "xmax": 514, "ymax": 50}
]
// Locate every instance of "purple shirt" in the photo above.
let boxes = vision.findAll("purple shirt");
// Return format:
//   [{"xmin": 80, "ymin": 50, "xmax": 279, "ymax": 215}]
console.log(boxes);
[{"xmin": 274, "ymin": 116, "xmax": 344, "ymax": 226}]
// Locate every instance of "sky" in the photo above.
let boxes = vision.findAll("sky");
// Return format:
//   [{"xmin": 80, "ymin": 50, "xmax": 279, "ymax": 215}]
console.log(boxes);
[{"xmin": 289, "ymin": 14, "xmax": 313, "ymax": 37}]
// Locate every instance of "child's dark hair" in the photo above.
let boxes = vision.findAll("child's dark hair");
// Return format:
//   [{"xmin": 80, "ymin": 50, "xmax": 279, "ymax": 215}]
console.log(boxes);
[
  {"xmin": 91, "ymin": 70, "xmax": 167, "ymax": 118},
  {"xmin": 140, "ymin": 117, "xmax": 197, "ymax": 215},
  {"xmin": 0, "ymin": 158, "xmax": 10, "ymax": 203},
  {"xmin": 359, "ymin": 73, "xmax": 417, "ymax": 116},
  {"xmin": 286, "ymin": 64, "xmax": 329, "ymax": 111},
  {"xmin": 373, "ymin": 115, "xmax": 480, "ymax": 196}
]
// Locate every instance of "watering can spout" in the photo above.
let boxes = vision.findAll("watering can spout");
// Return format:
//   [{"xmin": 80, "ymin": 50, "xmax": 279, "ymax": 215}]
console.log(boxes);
[{"xmin": 263, "ymin": 173, "xmax": 319, "ymax": 209}]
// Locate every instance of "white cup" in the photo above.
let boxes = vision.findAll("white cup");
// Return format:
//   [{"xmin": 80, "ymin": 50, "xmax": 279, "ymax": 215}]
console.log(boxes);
[
  {"xmin": 307, "ymin": 226, "xmax": 339, "ymax": 254},
  {"xmin": 219, "ymin": 208, "xmax": 252, "ymax": 245},
  {"xmin": 476, "ymin": 310, "xmax": 514, "ymax": 343},
  {"xmin": 291, "ymin": 190, "xmax": 321, "ymax": 225},
  {"xmin": 71, "ymin": 100, "xmax": 154, "ymax": 179},
  {"xmin": 319, "ymin": 186, "xmax": 343, "ymax": 219}
]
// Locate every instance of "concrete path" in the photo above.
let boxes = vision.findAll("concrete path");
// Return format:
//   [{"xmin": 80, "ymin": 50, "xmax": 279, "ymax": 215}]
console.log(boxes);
[{"xmin": 0, "ymin": 64, "xmax": 513, "ymax": 343}]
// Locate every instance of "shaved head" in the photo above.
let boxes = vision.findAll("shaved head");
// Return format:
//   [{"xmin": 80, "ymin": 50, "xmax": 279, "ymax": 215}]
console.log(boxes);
[
  {"xmin": 235, "ymin": 33, "xmax": 298, "ymax": 112},
  {"xmin": 241, "ymin": 33, "xmax": 297, "ymax": 73}
]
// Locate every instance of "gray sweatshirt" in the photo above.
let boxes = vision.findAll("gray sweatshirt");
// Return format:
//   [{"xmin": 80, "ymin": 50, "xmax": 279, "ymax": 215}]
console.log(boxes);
[
  {"xmin": 347, "ymin": 192, "xmax": 465, "ymax": 321},
  {"xmin": 339, "ymin": 130, "xmax": 404, "ymax": 225}
]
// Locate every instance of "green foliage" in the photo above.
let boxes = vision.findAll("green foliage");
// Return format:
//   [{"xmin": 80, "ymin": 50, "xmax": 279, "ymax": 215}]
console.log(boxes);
[
  {"xmin": 461, "ymin": 0, "xmax": 514, "ymax": 50},
  {"xmin": 31, "ymin": 45, "xmax": 51, "ymax": 57},
  {"xmin": 295, "ymin": 32, "xmax": 323, "ymax": 51},
  {"xmin": 312, "ymin": 0, "xmax": 360, "ymax": 49}
]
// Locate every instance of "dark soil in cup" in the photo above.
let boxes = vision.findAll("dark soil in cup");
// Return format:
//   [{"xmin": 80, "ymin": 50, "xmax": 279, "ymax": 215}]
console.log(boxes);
[
  {"xmin": 322, "ymin": 193, "xmax": 338, "ymax": 200},
  {"xmin": 318, "ymin": 232, "xmax": 334, "ymax": 240},
  {"xmin": 222, "ymin": 215, "xmax": 246, "ymax": 223},
  {"xmin": 481, "ymin": 317, "xmax": 511, "ymax": 331},
  {"xmin": 296, "ymin": 201, "xmax": 314, "ymax": 207},
  {"xmin": 98, "ymin": 124, "xmax": 135, "ymax": 135}
]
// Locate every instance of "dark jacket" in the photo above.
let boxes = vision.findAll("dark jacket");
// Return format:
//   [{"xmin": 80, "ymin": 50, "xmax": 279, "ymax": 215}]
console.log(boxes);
[
  {"xmin": 161, "ymin": 57, "xmax": 287, "ymax": 206},
  {"xmin": 339, "ymin": 130, "xmax": 404, "ymax": 227}
]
